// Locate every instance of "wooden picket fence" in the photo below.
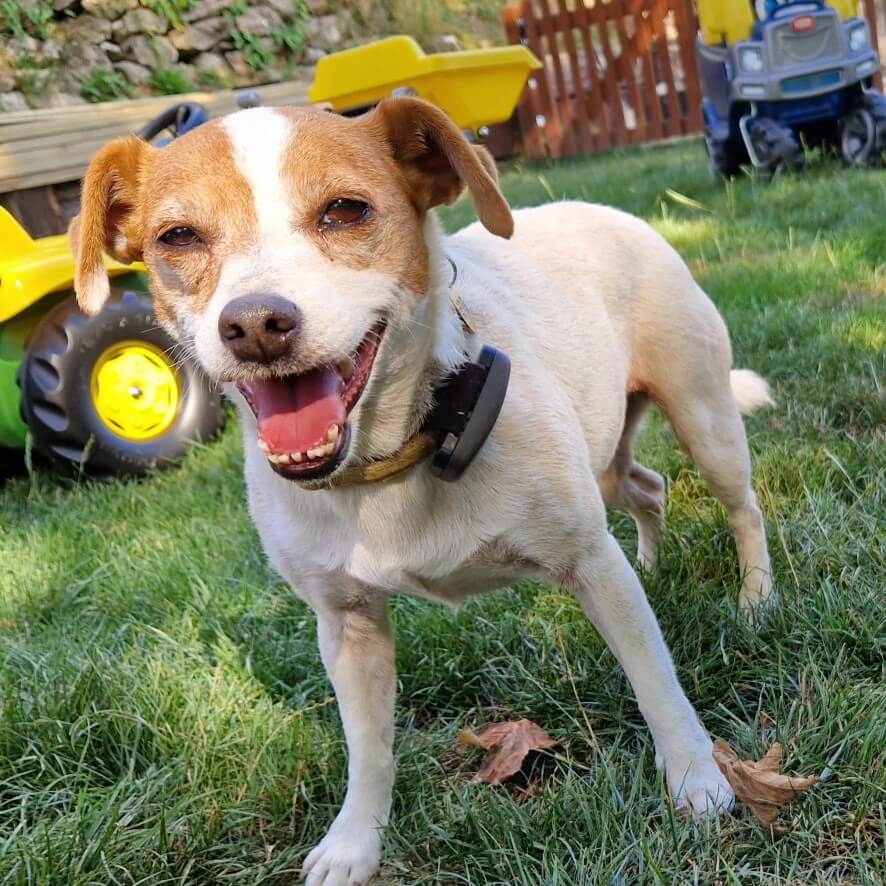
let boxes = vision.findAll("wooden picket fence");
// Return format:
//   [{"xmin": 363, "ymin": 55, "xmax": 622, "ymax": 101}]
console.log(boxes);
[{"xmin": 502, "ymin": 0, "xmax": 886, "ymax": 159}]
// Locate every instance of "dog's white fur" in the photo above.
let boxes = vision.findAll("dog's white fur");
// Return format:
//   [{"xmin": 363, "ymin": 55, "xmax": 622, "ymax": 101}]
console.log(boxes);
[
  {"xmin": 74, "ymin": 103, "xmax": 775, "ymax": 886},
  {"xmin": 246, "ymin": 204, "xmax": 772, "ymax": 885}
]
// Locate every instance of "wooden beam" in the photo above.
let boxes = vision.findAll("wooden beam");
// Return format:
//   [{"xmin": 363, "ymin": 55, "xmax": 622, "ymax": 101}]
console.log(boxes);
[{"xmin": 0, "ymin": 80, "xmax": 310, "ymax": 193}]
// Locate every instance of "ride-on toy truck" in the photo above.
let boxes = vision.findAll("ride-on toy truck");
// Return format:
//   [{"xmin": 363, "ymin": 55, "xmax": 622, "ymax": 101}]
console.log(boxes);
[
  {"xmin": 697, "ymin": 0, "xmax": 886, "ymax": 175},
  {"xmin": 0, "ymin": 104, "xmax": 224, "ymax": 476}
]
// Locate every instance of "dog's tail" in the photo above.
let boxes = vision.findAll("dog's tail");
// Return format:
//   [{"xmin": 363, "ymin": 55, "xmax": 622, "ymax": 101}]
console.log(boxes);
[{"xmin": 730, "ymin": 369, "xmax": 774, "ymax": 415}]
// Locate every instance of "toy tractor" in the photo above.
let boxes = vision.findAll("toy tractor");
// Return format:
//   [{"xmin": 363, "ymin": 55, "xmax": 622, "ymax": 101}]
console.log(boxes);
[
  {"xmin": 0, "ymin": 103, "xmax": 224, "ymax": 477},
  {"xmin": 697, "ymin": 0, "xmax": 886, "ymax": 175}
]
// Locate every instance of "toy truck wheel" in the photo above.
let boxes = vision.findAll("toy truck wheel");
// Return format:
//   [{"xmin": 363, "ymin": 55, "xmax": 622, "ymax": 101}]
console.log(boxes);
[
  {"xmin": 705, "ymin": 133, "xmax": 744, "ymax": 179},
  {"xmin": 840, "ymin": 95, "xmax": 886, "ymax": 167},
  {"xmin": 840, "ymin": 106, "xmax": 876, "ymax": 166},
  {"xmin": 748, "ymin": 118, "xmax": 804, "ymax": 175},
  {"xmin": 19, "ymin": 290, "xmax": 224, "ymax": 476},
  {"xmin": 863, "ymin": 93, "xmax": 886, "ymax": 163}
]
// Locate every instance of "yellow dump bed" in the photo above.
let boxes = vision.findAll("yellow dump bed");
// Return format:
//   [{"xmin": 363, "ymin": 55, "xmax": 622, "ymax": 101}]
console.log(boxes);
[{"xmin": 309, "ymin": 36, "xmax": 541, "ymax": 130}]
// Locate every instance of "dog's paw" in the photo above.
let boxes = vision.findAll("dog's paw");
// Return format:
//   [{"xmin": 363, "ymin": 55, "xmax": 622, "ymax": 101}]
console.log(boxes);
[
  {"xmin": 667, "ymin": 755, "xmax": 735, "ymax": 818},
  {"xmin": 302, "ymin": 823, "xmax": 381, "ymax": 886},
  {"xmin": 738, "ymin": 572, "xmax": 777, "ymax": 620}
]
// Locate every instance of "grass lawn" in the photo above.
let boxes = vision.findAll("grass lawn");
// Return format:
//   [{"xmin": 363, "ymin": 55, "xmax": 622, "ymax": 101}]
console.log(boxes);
[{"xmin": 1, "ymin": 141, "xmax": 884, "ymax": 885}]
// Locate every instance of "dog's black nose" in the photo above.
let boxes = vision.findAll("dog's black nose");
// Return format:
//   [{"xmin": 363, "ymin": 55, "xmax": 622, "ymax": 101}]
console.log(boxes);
[{"xmin": 218, "ymin": 296, "xmax": 301, "ymax": 364}]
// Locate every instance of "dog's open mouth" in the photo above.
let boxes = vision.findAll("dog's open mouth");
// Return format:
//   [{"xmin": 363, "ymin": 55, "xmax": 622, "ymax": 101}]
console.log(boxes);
[{"xmin": 237, "ymin": 321, "xmax": 385, "ymax": 481}]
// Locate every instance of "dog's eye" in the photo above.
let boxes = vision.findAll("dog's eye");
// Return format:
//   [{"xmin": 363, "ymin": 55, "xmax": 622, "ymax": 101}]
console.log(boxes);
[
  {"xmin": 321, "ymin": 199, "xmax": 370, "ymax": 228},
  {"xmin": 159, "ymin": 226, "xmax": 201, "ymax": 247}
]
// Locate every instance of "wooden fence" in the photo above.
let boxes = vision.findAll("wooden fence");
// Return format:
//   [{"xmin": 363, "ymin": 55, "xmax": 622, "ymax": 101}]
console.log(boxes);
[{"xmin": 502, "ymin": 0, "xmax": 886, "ymax": 159}]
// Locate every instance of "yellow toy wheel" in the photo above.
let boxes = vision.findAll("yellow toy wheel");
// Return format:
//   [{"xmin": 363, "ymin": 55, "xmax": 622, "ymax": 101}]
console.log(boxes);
[
  {"xmin": 90, "ymin": 341, "xmax": 181, "ymax": 441},
  {"xmin": 20, "ymin": 290, "xmax": 224, "ymax": 476}
]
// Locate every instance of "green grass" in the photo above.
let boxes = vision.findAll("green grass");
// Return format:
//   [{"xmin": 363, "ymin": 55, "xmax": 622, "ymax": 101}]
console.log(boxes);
[{"xmin": 1, "ymin": 141, "xmax": 884, "ymax": 884}]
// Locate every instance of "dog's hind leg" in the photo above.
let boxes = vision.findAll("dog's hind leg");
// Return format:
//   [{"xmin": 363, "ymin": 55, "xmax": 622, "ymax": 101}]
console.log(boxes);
[
  {"xmin": 655, "ymin": 357, "xmax": 774, "ymax": 614},
  {"xmin": 599, "ymin": 393, "xmax": 665, "ymax": 569},
  {"xmin": 563, "ymin": 533, "xmax": 734, "ymax": 815}
]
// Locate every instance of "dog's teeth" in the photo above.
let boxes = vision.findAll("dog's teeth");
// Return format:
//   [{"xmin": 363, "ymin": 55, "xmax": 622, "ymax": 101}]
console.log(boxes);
[
  {"xmin": 291, "ymin": 451, "xmax": 302, "ymax": 463},
  {"xmin": 338, "ymin": 357, "xmax": 354, "ymax": 380},
  {"xmin": 257, "ymin": 439, "xmax": 270, "ymax": 453},
  {"xmin": 307, "ymin": 441, "xmax": 335, "ymax": 460},
  {"xmin": 277, "ymin": 453, "xmax": 291, "ymax": 465},
  {"xmin": 268, "ymin": 453, "xmax": 281, "ymax": 464},
  {"xmin": 326, "ymin": 425, "xmax": 339, "ymax": 443}
]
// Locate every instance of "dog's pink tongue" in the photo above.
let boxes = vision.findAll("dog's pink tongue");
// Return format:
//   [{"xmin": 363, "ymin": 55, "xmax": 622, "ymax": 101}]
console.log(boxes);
[{"xmin": 251, "ymin": 368, "xmax": 344, "ymax": 454}]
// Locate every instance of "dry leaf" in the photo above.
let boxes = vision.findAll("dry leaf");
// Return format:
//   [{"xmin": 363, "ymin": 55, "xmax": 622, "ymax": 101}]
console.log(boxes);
[
  {"xmin": 713, "ymin": 740, "xmax": 819, "ymax": 829},
  {"xmin": 458, "ymin": 719, "xmax": 558, "ymax": 785}
]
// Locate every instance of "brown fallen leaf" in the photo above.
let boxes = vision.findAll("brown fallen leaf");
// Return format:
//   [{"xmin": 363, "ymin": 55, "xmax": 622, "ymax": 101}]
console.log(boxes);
[
  {"xmin": 458, "ymin": 719, "xmax": 558, "ymax": 785},
  {"xmin": 714, "ymin": 740, "xmax": 819, "ymax": 830}
]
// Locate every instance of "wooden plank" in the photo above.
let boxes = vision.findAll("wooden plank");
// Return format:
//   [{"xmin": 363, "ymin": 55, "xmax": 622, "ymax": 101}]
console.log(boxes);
[
  {"xmin": 591, "ymin": 0, "xmax": 629, "ymax": 145},
  {"xmin": 610, "ymin": 0, "xmax": 648, "ymax": 144},
  {"xmin": 554, "ymin": 0, "xmax": 596, "ymax": 153},
  {"xmin": 501, "ymin": 4, "xmax": 547, "ymax": 158},
  {"xmin": 0, "ymin": 82, "xmax": 310, "ymax": 141},
  {"xmin": 2, "ymin": 165, "xmax": 90, "ymax": 193},
  {"xmin": 673, "ymin": 0, "xmax": 703, "ymax": 132},
  {"xmin": 573, "ymin": 0, "xmax": 613, "ymax": 149},
  {"xmin": 0, "ymin": 80, "xmax": 310, "ymax": 193},
  {"xmin": 522, "ymin": 0, "xmax": 563, "ymax": 158},
  {"xmin": 630, "ymin": 4, "xmax": 665, "ymax": 140},
  {"xmin": 1, "ymin": 133, "xmax": 124, "ymax": 184},
  {"xmin": 650, "ymin": 0, "xmax": 682, "ymax": 136},
  {"xmin": 538, "ymin": 0, "xmax": 579, "ymax": 156}
]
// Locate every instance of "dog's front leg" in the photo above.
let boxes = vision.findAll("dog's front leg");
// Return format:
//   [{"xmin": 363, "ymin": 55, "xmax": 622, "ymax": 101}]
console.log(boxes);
[
  {"xmin": 566, "ymin": 533, "xmax": 734, "ymax": 816},
  {"xmin": 303, "ymin": 596, "xmax": 395, "ymax": 886}
]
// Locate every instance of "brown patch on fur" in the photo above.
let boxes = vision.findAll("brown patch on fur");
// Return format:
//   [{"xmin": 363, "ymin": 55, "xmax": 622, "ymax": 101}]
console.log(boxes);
[
  {"xmin": 277, "ymin": 108, "xmax": 431, "ymax": 297},
  {"xmin": 366, "ymin": 97, "xmax": 513, "ymax": 239},
  {"xmin": 72, "ymin": 136, "xmax": 154, "ymax": 313},
  {"xmin": 74, "ymin": 98, "xmax": 512, "ymax": 325},
  {"xmin": 72, "ymin": 122, "xmax": 256, "ymax": 320},
  {"xmin": 140, "ymin": 123, "xmax": 256, "ymax": 318}
]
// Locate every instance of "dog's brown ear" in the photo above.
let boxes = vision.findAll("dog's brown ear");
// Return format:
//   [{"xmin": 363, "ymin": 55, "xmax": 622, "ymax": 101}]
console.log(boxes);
[
  {"xmin": 72, "ymin": 137, "xmax": 152, "ymax": 314},
  {"xmin": 368, "ymin": 96, "xmax": 514, "ymax": 238}
]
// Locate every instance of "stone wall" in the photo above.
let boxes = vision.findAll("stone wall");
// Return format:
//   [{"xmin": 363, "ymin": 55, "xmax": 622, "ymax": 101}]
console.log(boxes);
[{"xmin": 0, "ymin": 0, "xmax": 355, "ymax": 111}]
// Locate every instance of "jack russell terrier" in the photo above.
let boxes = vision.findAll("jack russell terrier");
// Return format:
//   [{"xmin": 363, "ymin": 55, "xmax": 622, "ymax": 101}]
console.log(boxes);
[{"xmin": 73, "ymin": 97, "xmax": 774, "ymax": 886}]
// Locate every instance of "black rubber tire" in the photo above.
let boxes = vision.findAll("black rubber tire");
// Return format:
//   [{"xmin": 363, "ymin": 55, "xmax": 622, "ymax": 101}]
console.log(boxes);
[
  {"xmin": 749, "ymin": 118, "xmax": 804, "ymax": 175},
  {"xmin": 841, "ymin": 94, "xmax": 886, "ymax": 167},
  {"xmin": 705, "ymin": 132, "xmax": 744, "ymax": 179},
  {"xmin": 19, "ymin": 290, "xmax": 224, "ymax": 477},
  {"xmin": 840, "ymin": 106, "xmax": 877, "ymax": 166},
  {"xmin": 865, "ymin": 93, "xmax": 886, "ymax": 163}
]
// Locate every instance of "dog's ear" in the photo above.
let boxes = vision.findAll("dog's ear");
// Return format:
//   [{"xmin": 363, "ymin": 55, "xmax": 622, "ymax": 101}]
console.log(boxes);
[
  {"xmin": 72, "ymin": 137, "xmax": 153, "ymax": 314},
  {"xmin": 368, "ymin": 96, "xmax": 514, "ymax": 239}
]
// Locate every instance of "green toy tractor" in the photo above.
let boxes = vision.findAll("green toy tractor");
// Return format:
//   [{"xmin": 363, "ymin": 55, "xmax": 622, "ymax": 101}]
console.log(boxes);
[{"xmin": 0, "ymin": 104, "xmax": 224, "ymax": 477}]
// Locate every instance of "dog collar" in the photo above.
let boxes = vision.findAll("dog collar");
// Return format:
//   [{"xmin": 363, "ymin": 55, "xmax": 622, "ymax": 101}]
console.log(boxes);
[{"xmin": 322, "ymin": 281, "xmax": 510, "ymax": 489}]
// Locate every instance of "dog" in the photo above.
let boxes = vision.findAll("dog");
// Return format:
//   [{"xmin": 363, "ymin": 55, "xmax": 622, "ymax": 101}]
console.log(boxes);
[{"xmin": 73, "ymin": 97, "xmax": 774, "ymax": 886}]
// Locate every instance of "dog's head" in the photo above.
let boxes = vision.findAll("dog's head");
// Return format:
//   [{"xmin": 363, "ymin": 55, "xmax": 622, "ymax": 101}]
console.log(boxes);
[{"xmin": 72, "ymin": 98, "xmax": 512, "ymax": 483}]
